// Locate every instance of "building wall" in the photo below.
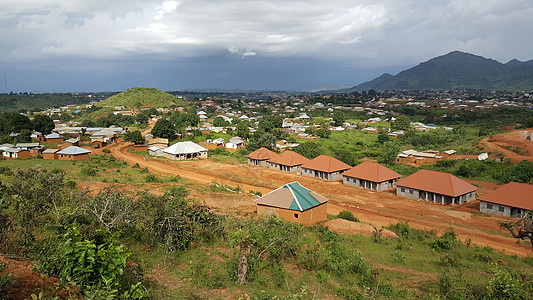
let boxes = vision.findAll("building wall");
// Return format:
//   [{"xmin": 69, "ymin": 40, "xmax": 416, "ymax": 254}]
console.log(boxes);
[
  {"xmin": 248, "ymin": 158, "xmax": 269, "ymax": 166},
  {"xmin": 162, "ymin": 151, "xmax": 208, "ymax": 161},
  {"xmin": 57, "ymin": 153, "xmax": 90, "ymax": 161},
  {"xmin": 343, "ymin": 176, "xmax": 397, "ymax": 191},
  {"xmin": 134, "ymin": 144, "xmax": 148, "ymax": 151},
  {"xmin": 397, "ymin": 186, "xmax": 476, "ymax": 205},
  {"xmin": 17, "ymin": 150, "xmax": 31, "ymax": 159},
  {"xmin": 257, "ymin": 203, "xmax": 327, "ymax": 225},
  {"xmin": 44, "ymin": 138, "xmax": 63, "ymax": 144},
  {"xmin": 43, "ymin": 153, "xmax": 57, "ymax": 160},
  {"xmin": 268, "ymin": 162, "xmax": 301, "ymax": 173},
  {"xmin": 301, "ymin": 168, "xmax": 345, "ymax": 181},
  {"xmin": 479, "ymin": 201, "xmax": 525, "ymax": 218}
]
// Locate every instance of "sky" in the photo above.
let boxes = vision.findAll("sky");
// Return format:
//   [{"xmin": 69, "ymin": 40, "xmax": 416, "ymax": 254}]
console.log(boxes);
[{"xmin": 1, "ymin": 0, "xmax": 533, "ymax": 92}]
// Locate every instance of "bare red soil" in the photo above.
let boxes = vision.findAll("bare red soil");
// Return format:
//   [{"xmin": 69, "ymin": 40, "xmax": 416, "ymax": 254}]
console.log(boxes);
[
  {"xmin": 478, "ymin": 128, "xmax": 533, "ymax": 162},
  {"xmin": 0, "ymin": 256, "xmax": 78, "ymax": 300},
  {"xmin": 105, "ymin": 140, "xmax": 532, "ymax": 257}
]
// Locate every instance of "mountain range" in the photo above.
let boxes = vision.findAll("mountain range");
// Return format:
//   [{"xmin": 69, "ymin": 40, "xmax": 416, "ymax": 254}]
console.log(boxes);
[{"xmin": 351, "ymin": 51, "xmax": 533, "ymax": 91}]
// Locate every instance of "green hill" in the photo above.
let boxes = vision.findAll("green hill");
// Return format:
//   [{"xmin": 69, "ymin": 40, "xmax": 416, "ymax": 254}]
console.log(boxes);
[
  {"xmin": 98, "ymin": 87, "xmax": 187, "ymax": 108},
  {"xmin": 353, "ymin": 51, "xmax": 533, "ymax": 91}
]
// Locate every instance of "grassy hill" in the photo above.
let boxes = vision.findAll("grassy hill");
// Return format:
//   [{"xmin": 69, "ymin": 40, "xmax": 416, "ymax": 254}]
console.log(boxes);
[{"xmin": 98, "ymin": 87, "xmax": 187, "ymax": 108}]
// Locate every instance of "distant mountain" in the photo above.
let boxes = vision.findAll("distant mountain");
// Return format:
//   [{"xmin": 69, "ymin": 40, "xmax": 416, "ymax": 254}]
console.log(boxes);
[
  {"xmin": 98, "ymin": 87, "xmax": 187, "ymax": 108},
  {"xmin": 353, "ymin": 51, "xmax": 533, "ymax": 91}
]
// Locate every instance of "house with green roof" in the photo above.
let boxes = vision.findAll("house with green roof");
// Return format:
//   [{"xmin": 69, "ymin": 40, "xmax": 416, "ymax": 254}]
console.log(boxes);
[{"xmin": 254, "ymin": 181, "xmax": 328, "ymax": 225}]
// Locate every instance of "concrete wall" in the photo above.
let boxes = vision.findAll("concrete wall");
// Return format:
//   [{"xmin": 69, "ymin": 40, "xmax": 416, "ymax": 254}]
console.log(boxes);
[
  {"xmin": 268, "ymin": 162, "xmax": 301, "ymax": 173},
  {"xmin": 343, "ymin": 176, "xmax": 396, "ymax": 191},
  {"xmin": 480, "ymin": 201, "xmax": 524, "ymax": 218},
  {"xmin": 162, "ymin": 151, "xmax": 208, "ymax": 161},
  {"xmin": 301, "ymin": 168, "xmax": 345, "ymax": 181},
  {"xmin": 257, "ymin": 202, "xmax": 327, "ymax": 225},
  {"xmin": 248, "ymin": 158, "xmax": 269, "ymax": 167},
  {"xmin": 396, "ymin": 185, "xmax": 475, "ymax": 205}
]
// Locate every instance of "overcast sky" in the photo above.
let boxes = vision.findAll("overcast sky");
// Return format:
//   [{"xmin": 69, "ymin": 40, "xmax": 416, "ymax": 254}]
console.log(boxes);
[{"xmin": 2, "ymin": 0, "xmax": 533, "ymax": 92}]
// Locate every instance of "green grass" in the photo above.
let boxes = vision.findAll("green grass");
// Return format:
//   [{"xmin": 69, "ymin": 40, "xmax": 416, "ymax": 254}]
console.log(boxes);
[
  {"xmin": 124, "ymin": 221, "xmax": 533, "ymax": 299},
  {"xmin": 98, "ymin": 87, "xmax": 188, "ymax": 108}
]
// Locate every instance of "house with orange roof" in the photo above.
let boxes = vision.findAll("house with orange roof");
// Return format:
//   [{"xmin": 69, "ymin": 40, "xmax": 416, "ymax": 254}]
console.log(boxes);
[
  {"xmin": 478, "ymin": 182, "xmax": 533, "ymax": 218},
  {"xmin": 246, "ymin": 147, "xmax": 279, "ymax": 166},
  {"xmin": 300, "ymin": 155, "xmax": 351, "ymax": 181},
  {"xmin": 396, "ymin": 169, "xmax": 477, "ymax": 205},
  {"xmin": 267, "ymin": 150, "xmax": 310, "ymax": 173},
  {"xmin": 254, "ymin": 181, "xmax": 328, "ymax": 225},
  {"xmin": 342, "ymin": 161, "xmax": 402, "ymax": 191}
]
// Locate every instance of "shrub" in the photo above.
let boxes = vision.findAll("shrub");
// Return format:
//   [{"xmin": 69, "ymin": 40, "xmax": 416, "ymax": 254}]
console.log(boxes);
[
  {"xmin": 0, "ymin": 166, "xmax": 11, "ymax": 175},
  {"xmin": 337, "ymin": 210, "xmax": 360, "ymax": 222},
  {"xmin": 0, "ymin": 262, "xmax": 14, "ymax": 294},
  {"xmin": 102, "ymin": 149, "xmax": 111, "ymax": 154},
  {"xmin": 132, "ymin": 163, "xmax": 140, "ymax": 168},
  {"xmin": 144, "ymin": 174, "xmax": 158, "ymax": 183},
  {"xmin": 487, "ymin": 264, "xmax": 527, "ymax": 299},
  {"xmin": 80, "ymin": 167, "xmax": 97, "ymax": 177},
  {"xmin": 431, "ymin": 228, "xmax": 458, "ymax": 250}
]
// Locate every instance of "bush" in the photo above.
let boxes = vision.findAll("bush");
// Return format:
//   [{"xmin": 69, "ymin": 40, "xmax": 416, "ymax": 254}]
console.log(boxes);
[
  {"xmin": 337, "ymin": 210, "xmax": 360, "ymax": 222},
  {"xmin": 102, "ymin": 149, "xmax": 111, "ymax": 154},
  {"xmin": 80, "ymin": 167, "xmax": 97, "ymax": 177},
  {"xmin": 431, "ymin": 228, "xmax": 458, "ymax": 250},
  {"xmin": 0, "ymin": 262, "xmax": 14, "ymax": 294},
  {"xmin": 144, "ymin": 174, "xmax": 158, "ymax": 183}
]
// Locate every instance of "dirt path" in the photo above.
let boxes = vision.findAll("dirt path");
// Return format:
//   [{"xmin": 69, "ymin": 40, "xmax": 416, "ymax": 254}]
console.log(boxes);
[
  {"xmin": 105, "ymin": 142, "xmax": 532, "ymax": 256},
  {"xmin": 478, "ymin": 129, "xmax": 533, "ymax": 162}
]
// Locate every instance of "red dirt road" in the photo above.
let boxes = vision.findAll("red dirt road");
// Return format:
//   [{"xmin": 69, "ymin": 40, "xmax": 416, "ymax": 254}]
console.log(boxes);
[
  {"xmin": 479, "ymin": 129, "xmax": 533, "ymax": 162},
  {"xmin": 105, "ymin": 142, "xmax": 532, "ymax": 256}
]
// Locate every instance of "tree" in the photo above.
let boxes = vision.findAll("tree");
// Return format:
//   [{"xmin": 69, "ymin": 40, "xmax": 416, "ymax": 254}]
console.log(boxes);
[
  {"xmin": 213, "ymin": 116, "xmax": 230, "ymax": 127},
  {"xmin": 391, "ymin": 115, "xmax": 411, "ymax": 131},
  {"xmin": 332, "ymin": 111, "xmax": 346, "ymax": 126},
  {"xmin": 247, "ymin": 133, "xmax": 276, "ymax": 151},
  {"xmin": 377, "ymin": 141, "xmax": 400, "ymax": 165},
  {"xmin": 135, "ymin": 114, "xmax": 149, "ymax": 124},
  {"xmin": 3, "ymin": 167, "xmax": 65, "ymax": 227},
  {"xmin": 500, "ymin": 210, "xmax": 533, "ymax": 251},
  {"xmin": 32, "ymin": 114, "xmax": 55, "ymax": 134},
  {"xmin": 86, "ymin": 187, "xmax": 133, "ymax": 230},
  {"xmin": 236, "ymin": 122, "xmax": 250, "ymax": 139},
  {"xmin": 316, "ymin": 128, "xmax": 331, "ymax": 139},
  {"xmin": 293, "ymin": 142, "xmax": 323, "ymax": 159},
  {"xmin": 151, "ymin": 118, "xmax": 175, "ymax": 138},
  {"xmin": 16, "ymin": 129, "xmax": 32, "ymax": 143},
  {"xmin": 377, "ymin": 133, "xmax": 390, "ymax": 144},
  {"xmin": 124, "ymin": 130, "xmax": 145, "ymax": 144}
]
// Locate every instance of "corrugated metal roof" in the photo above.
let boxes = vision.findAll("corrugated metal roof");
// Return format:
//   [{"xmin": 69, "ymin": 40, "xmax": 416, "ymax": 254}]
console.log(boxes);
[
  {"xmin": 254, "ymin": 181, "xmax": 327, "ymax": 212},
  {"xmin": 56, "ymin": 146, "xmax": 92, "ymax": 155},
  {"xmin": 45, "ymin": 132, "xmax": 61, "ymax": 139},
  {"xmin": 43, "ymin": 148, "xmax": 59, "ymax": 154},
  {"xmin": 163, "ymin": 141, "xmax": 207, "ymax": 155}
]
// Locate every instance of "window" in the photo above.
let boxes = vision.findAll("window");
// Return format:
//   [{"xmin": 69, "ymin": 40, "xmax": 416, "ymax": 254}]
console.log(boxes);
[
  {"xmin": 486, "ymin": 204, "xmax": 493, "ymax": 210},
  {"xmin": 401, "ymin": 187, "xmax": 405, "ymax": 193},
  {"xmin": 409, "ymin": 189, "xmax": 413, "ymax": 194},
  {"xmin": 498, "ymin": 206, "xmax": 504, "ymax": 212},
  {"xmin": 294, "ymin": 213, "xmax": 299, "ymax": 219}
]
